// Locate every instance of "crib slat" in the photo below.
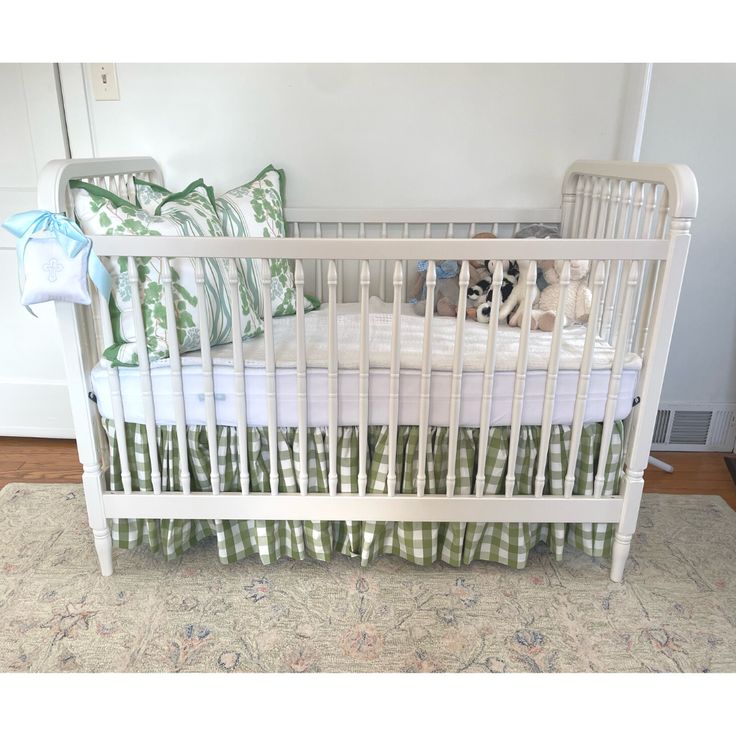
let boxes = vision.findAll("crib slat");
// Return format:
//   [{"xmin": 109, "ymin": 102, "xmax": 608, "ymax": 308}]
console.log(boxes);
[
  {"xmin": 328, "ymin": 260, "xmax": 339, "ymax": 496},
  {"xmin": 475, "ymin": 262, "xmax": 503, "ymax": 496},
  {"xmin": 358, "ymin": 260, "xmax": 370, "ymax": 496},
  {"xmin": 162, "ymin": 258, "xmax": 191, "ymax": 494},
  {"xmin": 315, "ymin": 222, "xmax": 324, "ymax": 303},
  {"xmin": 469, "ymin": 222, "xmax": 477, "ymax": 238},
  {"xmin": 631, "ymin": 185, "xmax": 660, "ymax": 354},
  {"xmin": 614, "ymin": 183, "xmax": 643, "ymax": 347},
  {"xmin": 127, "ymin": 256, "xmax": 161, "ymax": 494},
  {"xmin": 580, "ymin": 176, "xmax": 595, "ymax": 238},
  {"xmin": 261, "ymin": 258, "xmax": 279, "ymax": 495},
  {"xmin": 505, "ymin": 261, "xmax": 537, "ymax": 497},
  {"xmin": 655, "ymin": 187, "xmax": 670, "ymax": 239},
  {"xmin": 295, "ymin": 260, "xmax": 308, "ymax": 495},
  {"xmin": 380, "ymin": 223, "xmax": 387, "ymax": 301},
  {"xmin": 600, "ymin": 180, "xmax": 628, "ymax": 340},
  {"xmin": 564, "ymin": 261, "xmax": 606, "ymax": 497},
  {"xmin": 570, "ymin": 175, "xmax": 585, "ymax": 237},
  {"xmin": 594, "ymin": 261, "xmax": 639, "ymax": 497},
  {"xmin": 446, "ymin": 260, "xmax": 470, "ymax": 497},
  {"xmin": 195, "ymin": 259, "xmax": 221, "ymax": 495},
  {"xmin": 416, "ymin": 260, "xmax": 436, "ymax": 498},
  {"xmin": 387, "ymin": 261, "xmax": 403, "ymax": 496},
  {"xmin": 228, "ymin": 259, "xmax": 249, "ymax": 495},
  {"xmin": 596, "ymin": 179, "xmax": 618, "ymax": 333},
  {"xmin": 534, "ymin": 261, "xmax": 571, "ymax": 497},
  {"xmin": 97, "ymin": 290, "xmax": 132, "ymax": 494},
  {"xmin": 337, "ymin": 222, "xmax": 345, "ymax": 303}
]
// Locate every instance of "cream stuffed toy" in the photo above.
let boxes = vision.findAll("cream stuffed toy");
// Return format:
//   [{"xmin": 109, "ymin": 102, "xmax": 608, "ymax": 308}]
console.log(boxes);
[{"xmin": 531, "ymin": 259, "xmax": 593, "ymax": 331}]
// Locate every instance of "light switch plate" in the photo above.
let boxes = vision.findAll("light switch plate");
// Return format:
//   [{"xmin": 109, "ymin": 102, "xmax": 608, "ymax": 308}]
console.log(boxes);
[{"xmin": 89, "ymin": 63, "xmax": 120, "ymax": 101}]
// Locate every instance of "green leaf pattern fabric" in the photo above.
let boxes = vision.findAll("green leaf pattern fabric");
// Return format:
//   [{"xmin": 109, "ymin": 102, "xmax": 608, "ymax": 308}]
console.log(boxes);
[
  {"xmin": 213, "ymin": 165, "xmax": 318, "ymax": 318},
  {"xmin": 71, "ymin": 179, "xmax": 262, "ymax": 366},
  {"xmin": 135, "ymin": 168, "xmax": 318, "ymax": 319}
]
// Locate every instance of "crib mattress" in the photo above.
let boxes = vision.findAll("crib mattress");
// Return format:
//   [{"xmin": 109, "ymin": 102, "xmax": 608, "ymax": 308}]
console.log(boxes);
[{"xmin": 92, "ymin": 299, "xmax": 640, "ymax": 428}]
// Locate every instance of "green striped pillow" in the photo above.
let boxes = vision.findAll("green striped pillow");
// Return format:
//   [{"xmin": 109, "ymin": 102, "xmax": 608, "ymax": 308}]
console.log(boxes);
[
  {"xmin": 71, "ymin": 179, "xmax": 263, "ymax": 367},
  {"xmin": 136, "ymin": 166, "xmax": 319, "ymax": 318}
]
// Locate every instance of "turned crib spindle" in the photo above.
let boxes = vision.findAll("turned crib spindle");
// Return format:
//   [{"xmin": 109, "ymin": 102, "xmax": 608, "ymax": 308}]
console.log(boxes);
[
  {"xmin": 261, "ymin": 258, "xmax": 279, "ymax": 495},
  {"xmin": 505, "ymin": 260, "xmax": 537, "ymax": 497},
  {"xmin": 295, "ymin": 260, "xmax": 309, "ymax": 495},
  {"xmin": 195, "ymin": 259, "xmax": 221, "ymax": 495},
  {"xmin": 474, "ymin": 261, "xmax": 503, "ymax": 496},
  {"xmin": 327, "ymin": 260, "xmax": 339, "ymax": 496},
  {"xmin": 162, "ymin": 257, "xmax": 191, "ymax": 494},
  {"xmin": 446, "ymin": 260, "xmax": 469, "ymax": 497},
  {"xmin": 358, "ymin": 260, "xmax": 370, "ymax": 496},
  {"xmin": 564, "ymin": 261, "xmax": 606, "ymax": 497},
  {"xmin": 416, "ymin": 260, "xmax": 436, "ymax": 497},
  {"xmin": 127, "ymin": 256, "xmax": 161, "ymax": 494},
  {"xmin": 228, "ymin": 259, "xmax": 250, "ymax": 495},
  {"xmin": 387, "ymin": 261, "xmax": 403, "ymax": 496},
  {"xmin": 534, "ymin": 261, "xmax": 570, "ymax": 497}
]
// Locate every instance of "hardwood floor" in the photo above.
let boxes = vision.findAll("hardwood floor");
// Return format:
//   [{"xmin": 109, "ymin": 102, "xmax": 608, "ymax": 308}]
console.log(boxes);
[{"xmin": 1, "ymin": 437, "xmax": 735, "ymax": 510}]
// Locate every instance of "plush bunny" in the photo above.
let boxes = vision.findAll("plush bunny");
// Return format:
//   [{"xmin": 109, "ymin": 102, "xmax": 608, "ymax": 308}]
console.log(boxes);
[{"xmin": 532, "ymin": 259, "xmax": 593, "ymax": 331}]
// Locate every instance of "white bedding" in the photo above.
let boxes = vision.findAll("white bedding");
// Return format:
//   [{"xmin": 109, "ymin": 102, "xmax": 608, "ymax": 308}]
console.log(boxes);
[
  {"xmin": 172, "ymin": 297, "xmax": 642, "ymax": 373},
  {"xmin": 92, "ymin": 299, "xmax": 641, "ymax": 428}
]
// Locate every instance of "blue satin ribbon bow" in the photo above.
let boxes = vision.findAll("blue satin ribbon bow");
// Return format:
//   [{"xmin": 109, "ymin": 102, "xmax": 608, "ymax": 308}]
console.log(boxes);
[{"xmin": 2, "ymin": 210, "xmax": 112, "ymax": 311}]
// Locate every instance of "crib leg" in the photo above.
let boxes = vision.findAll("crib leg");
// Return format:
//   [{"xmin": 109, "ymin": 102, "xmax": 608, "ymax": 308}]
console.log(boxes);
[
  {"xmin": 610, "ymin": 467, "xmax": 644, "ymax": 583},
  {"xmin": 610, "ymin": 533, "xmax": 632, "ymax": 583},
  {"xmin": 82, "ymin": 464, "xmax": 114, "ymax": 576},
  {"xmin": 93, "ymin": 527, "xmax": 114, "ymax": 576}
]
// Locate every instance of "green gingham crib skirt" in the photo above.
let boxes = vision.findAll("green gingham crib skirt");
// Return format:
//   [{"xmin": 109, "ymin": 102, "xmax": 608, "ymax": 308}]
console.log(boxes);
[{"xmin": 101, "ymin": 420, "xmax": 624, "ymax": 568}]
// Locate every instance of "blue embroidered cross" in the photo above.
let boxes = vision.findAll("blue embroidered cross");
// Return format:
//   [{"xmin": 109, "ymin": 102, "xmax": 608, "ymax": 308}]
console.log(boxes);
[{"xmin": 43, "ymin": 258, "xmax": 64, "ymax": 283}]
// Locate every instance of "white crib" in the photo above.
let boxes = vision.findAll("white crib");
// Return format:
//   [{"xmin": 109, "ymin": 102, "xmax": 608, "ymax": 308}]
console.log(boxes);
[{"xmin": 38, "ymin": 156, "xmax": 698, "ymax": 581}]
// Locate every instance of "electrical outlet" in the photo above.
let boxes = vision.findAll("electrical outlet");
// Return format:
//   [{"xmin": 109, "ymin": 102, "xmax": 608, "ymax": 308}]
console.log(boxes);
[{"xmin": 89, "ymin": 63, "xmax": 120, "ymax": 101}]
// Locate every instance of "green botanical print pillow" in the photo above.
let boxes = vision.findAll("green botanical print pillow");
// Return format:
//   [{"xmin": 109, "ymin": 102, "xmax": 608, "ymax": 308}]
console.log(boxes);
[
  {"xmin": 215, "ymin": 165, "xmax": 318, "ymax": 317},
  {"xmin": 70, "ymin": 179, "xmax": 262, "ymax": 367},
  {"xmin": 136, "ymin": 167, "xmax": 318, "ymax": 318}
]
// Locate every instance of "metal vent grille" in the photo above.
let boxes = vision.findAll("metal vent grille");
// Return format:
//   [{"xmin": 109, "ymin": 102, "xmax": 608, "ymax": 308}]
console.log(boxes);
[
  {"xmin": 651, "ymin": 404, "xmax": 736, "ymax": 452},
  {"xmin": 710, "ymin": 410, "xmax": 736, "ymax": 447},
  {"xmin": 652, "ymin": 409, "xmax": 671, "ymax": 444},
  {"xmin": 669, "ymin": 411, "xmax": 712, "ymax": 445}
]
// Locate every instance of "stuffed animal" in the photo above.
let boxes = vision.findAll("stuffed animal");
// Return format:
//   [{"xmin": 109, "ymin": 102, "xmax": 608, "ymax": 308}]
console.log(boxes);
[
  {"xmin": 464, "ymin": 232, "xmax": 514, "ymax": 323},
  {"xmin": 409, "ymin": 259, "xmax": 460, "ymax": 317},
  {"xmin": 531, "ymin": 259, "xmax": 593, "ymax": 331},
  {"xmin": 504, "ymin": 223, "xmax": 561, "ymax": 328},
  {"xmin": 470, "ymin": 260, "xmax": 521, "ymax": 323},
  {"xmin": 466, "ymin": 233, "xmax": 496, "ymax": 313}
]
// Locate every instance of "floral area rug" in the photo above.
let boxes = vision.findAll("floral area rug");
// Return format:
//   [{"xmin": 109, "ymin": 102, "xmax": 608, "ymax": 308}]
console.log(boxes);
[{"xmin": 1, "ymin": 483, "xmax": 734, "ymax": 672}]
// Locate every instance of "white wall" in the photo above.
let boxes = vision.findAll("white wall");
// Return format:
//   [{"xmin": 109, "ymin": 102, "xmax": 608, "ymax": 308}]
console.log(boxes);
[
  {"xmin": 0, "ymin": 64, "xmax": 72, "ymax": 437},
  {"xmin": 641, "ymin": 64, "xmax": 736, "ymax": 405},
  {"xmin": 68, "ymin": 63, "xmax": 633, "ymax": 207},
  {"xmin": 0, "ymin": 63, "xmax": 665, "ymax": 437}
]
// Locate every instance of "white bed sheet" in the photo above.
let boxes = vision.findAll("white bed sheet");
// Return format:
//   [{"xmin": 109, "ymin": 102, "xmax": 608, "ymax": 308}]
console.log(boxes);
[{"xmin": 91, "ymin": 299, "xmax": 641, "ymax": 428}]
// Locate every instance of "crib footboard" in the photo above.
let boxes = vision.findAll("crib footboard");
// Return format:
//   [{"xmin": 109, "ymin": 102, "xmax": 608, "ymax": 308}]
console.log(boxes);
[{"xmin": 38, "ymin": 157, "xmax": 697, "ymax": 580}]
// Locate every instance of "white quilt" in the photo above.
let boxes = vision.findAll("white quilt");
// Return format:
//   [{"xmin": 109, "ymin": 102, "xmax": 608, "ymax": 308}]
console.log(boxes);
[{"xmin": 164, "ymin": 298, "xmax": 641, "ymax": 373}]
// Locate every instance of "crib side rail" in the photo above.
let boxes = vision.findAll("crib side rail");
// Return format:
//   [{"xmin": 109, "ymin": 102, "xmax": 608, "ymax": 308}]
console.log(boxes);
[{"xmin": 88, "ymin": 237, "xmax": 672, "ymax": 499}]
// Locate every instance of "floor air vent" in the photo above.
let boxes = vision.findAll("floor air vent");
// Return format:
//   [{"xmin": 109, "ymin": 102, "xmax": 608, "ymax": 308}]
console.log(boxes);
[
  {"xmin": 652, "ymin": 409, "xmax": 671, "ymax": 444},
  {"xmin": 669, "ymin": 411, "xmax": 711, "ymax": 445},
  {"xmin": 650, "ymin": 404, "xmax": 736, "ymax": 452}
]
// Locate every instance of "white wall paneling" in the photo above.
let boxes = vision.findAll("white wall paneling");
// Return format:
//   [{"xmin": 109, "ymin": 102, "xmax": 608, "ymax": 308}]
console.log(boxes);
[{"xmin": 0, "ymin": 63, "xmax": 72, "ymax": 437}]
